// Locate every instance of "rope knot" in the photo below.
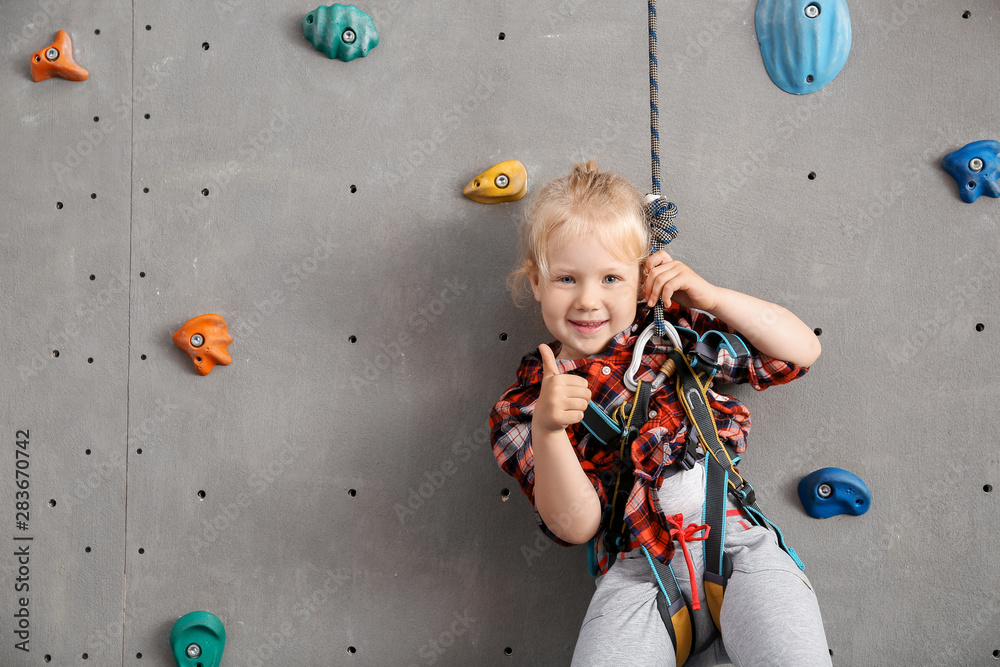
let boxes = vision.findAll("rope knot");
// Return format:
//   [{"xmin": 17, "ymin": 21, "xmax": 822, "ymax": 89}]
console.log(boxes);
[
  {"xmin": 645, "ymin": 196, "xmax": 678, "ymax": 248},
  {"xmin": 666, "ymin": 513, "xmax": 710, "ymax": 610}
]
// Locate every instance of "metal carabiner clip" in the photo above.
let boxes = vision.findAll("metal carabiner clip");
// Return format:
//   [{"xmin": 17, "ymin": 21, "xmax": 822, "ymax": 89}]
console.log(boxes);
[{"xmin": 623, "ymin": 319, "xmax": 682, "ymax": 392}]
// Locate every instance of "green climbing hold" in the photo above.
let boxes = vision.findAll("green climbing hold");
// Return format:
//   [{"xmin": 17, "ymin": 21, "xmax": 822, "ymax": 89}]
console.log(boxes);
[
  {"xmin": 303, "ymin": 4, "xmax": 379, "ymax": 62},
  {"xmin": 170, "ymin": 611, "xmax": 226, "ymax": 667}
]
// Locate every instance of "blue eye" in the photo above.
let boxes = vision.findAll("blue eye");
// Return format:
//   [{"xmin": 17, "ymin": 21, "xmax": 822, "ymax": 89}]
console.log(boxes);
[
  {"xmin": 557, "ymin": 276, "xmax": 574, "ymax": 284},
  {"xmin": 603, "ymin": 275, "xmax": 620, "ymax": 284}
]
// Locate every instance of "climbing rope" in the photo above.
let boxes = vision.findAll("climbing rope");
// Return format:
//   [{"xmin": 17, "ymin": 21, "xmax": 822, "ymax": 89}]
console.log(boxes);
[{"xmin": 645, "ymin": 0, "xmax": 678, "ymax": 337}]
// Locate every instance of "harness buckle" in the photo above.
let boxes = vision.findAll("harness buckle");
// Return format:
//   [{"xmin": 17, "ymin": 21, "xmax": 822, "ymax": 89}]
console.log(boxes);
[{"xmin": 733, "ymin": 481, "xmax": 757, "ymax": 507}]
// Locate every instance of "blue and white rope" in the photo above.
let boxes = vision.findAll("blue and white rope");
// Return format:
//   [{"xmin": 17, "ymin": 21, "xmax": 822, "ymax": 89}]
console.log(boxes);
[{"xmin": 646, "ymin": 0, "xmax": 678, "ymax": 336}]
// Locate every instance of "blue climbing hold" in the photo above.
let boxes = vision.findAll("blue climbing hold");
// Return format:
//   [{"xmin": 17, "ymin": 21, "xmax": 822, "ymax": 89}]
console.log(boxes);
[
  {"xmin": 941, "ymin": 140, "xmax": 1000, "ymax": 203},
  {"xmin": 755, "ymin": 0, "xmax": 852, "ymax": 95},
  {"xmin": 798, "ymin": 467, "xmax": 870, "ymax": 519}
]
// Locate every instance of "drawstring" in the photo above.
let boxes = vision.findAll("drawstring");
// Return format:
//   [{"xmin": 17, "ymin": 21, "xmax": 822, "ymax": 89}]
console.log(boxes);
[{"xmin": 666, "ymin": 513, "xmax": 710, "ymax": 610}]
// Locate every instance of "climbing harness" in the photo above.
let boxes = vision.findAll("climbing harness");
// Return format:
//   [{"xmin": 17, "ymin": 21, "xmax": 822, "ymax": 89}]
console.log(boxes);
[{"xmin": 583, "ymin": 326, "xmax": 805, "ymax": 664}]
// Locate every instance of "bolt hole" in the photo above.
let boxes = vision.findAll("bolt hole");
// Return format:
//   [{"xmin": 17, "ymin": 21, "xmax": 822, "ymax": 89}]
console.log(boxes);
[
  {"xmin": 202, "ymin": 188, "xmax": 210, "ymax": 196},
  {"xmin": 806, "ymin": 75, "xmax": 814, "ymax": 83},
  {"xmin": 475, "ymin": 181, "xmax": 480, "ymax": 187},
  {"xmin": 963, "ymin": 10, "xmax": 971, "ymax": 18},
  {"xmin": 196, "ymin": 356, "xmax": 203, "ymax": 363},
  {"xmin": 51, "ymin": 350, "xmax": 59, "ymax": 358},
  {"xmin": 985, "ymin": 485, "xmax": 993, "ymax": 492},
  {"xmin": 307, "ymin": 14, "xmax": 314, "ymax": 23},
  {"xmin": 993, "ymin": 648, "xmax": 999, "ymax": 658},
  {"xmin": 499, "ymin": 333, "xmax": 508, "ymax": 341},
  {"xmin": 348, "ymin": 489, "xmax": 357, "ymax": 497},
  {"xmin": 138, "ymin": 548, "xmax": 145, "ymax": 554},
  {"xmin": 95, "ymin": 29, "xmax": 101, "ymax": 35},
  {"xmin": 349, "ymin": 335, "xmax": 357, "ymax": 344},
  {"xmin": 93, "ymin": 116, "xmax": 100, "ymax": 122},
  {"xmin": 85, "ymin": 449, "xmax": 92, "ymax": 455},
  {"xmin": 137, "ymin": 448, "xmax": 143, "ymax": 454},
  {"xmin": 144, "ymin": 113, "xmax": 150, "ymax": 119},
  {"xmin": 504, "ymin": 647, "xmax": 513, "ymax": 656},
  {"xmin": 82, "ymin": 653, "xmax": 88, "ymax": 659},
  {"xmin": 34, "ymin": 55, "xmax": 40, "ymax": 62},
  {"xmin": 501, "ymin": 488, "xmax": 510, "ymax": 501},
  {"xmin": 136, "ymin": 653, "xmax": 142, "ymax": 659},
  {"xmin": 855, "ymin": 498, "xmax": 863, "ymax": 505},
  {"xmin": 347, "ymin": 646, "xmax": 356, "ymax": 654},
  {"xmin": 89, "ymin": 274, "xmax": 96, "ymax": 280},
  {"xmin": 91, "ymin": 192, "xmax": 97, "ymax": 199},
  {"xmin": 88, "ymin": 357, "xmax": 94, "ymax": 363},
  {"xmin": 85, "ymin": 546, "xmax": 91, "ymax": 552},
  {"xmin": 498, "ymin": 32, "xmax": 506, "ymax": 40},
  {"xmin": 139, "ymin": 271, "xmax": 146, "ymax": 277},
  {"xmin": 976, "ymin": 323, "xmax": 985, "ymax": 332},
  {"xmin": 44, "ymin": 656, "xmax": 51, "ymax": 663},
  {"xmin": 56, "ymin": 202, "xmax": 63, "ymax": 209},
  {"xmin": 140, "ymin": 354, "xmax": 147, "ymax": 360},
  {"xmin": 969, "ymin": 181, "xmax": 977, "ymax": 189},
  {"xmin": 202, "ymin": 42, "xmax": 210, "ymax": 50},
  {"xmin": 145, "ymin": 24, "xmax": 151, "ymax": 30},
  {"xmin": 350, "ymin": 184, "xmax": 357, "ymax": 193},
  {"xmin": 197, "ymin": 490, "xmax": 206, "ymax": 499},
  {"xmin": 49, "ymin": 499, "xmax": 56, "ymax": 507},
  {"xmin": 813, "ymin": 327, "xmax": 823, "ymax": 336},
  {"xmin": 808, "ymin": 172, "xmax": 817, "ymax": 180},
  {"xmin": 143, "ymin": 187, "xmax": 149, "ymax": 193}
]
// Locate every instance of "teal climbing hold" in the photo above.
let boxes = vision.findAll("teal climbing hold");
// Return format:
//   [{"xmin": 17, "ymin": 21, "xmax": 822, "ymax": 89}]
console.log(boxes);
[
  {"xmin": 170, "ymin": 611, "xmax": 226, "ymax": 667},
  {"xmin": 303, "ymin": 4, "xmax": 379, "ymax": 62}
]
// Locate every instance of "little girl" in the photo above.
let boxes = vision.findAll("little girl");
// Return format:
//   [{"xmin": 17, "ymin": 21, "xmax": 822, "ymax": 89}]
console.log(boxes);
[{"xmin": 490, "ymin": 161, "xmax": 832, "ymax": 666}]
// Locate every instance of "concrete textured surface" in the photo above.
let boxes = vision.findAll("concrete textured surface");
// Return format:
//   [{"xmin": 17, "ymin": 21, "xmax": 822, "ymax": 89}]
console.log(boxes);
[{"xmin": 0, "ymin": 1, "xmax": 997, "ymax": 665}]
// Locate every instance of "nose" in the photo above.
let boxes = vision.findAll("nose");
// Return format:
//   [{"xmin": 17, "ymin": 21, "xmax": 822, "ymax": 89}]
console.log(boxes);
[{"xmin": 575, "ymin": 283, "xmax": 599, "ymax": 310}]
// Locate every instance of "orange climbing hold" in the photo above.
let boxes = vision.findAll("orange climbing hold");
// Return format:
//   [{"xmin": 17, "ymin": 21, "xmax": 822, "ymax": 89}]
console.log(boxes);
[
  {"xmin": 31, "ymin": 30, "xmax": 89, "ymax": 82},
  {"xmin": 172, "ymin": 314, "xmax": 232, "ymax": 376}
]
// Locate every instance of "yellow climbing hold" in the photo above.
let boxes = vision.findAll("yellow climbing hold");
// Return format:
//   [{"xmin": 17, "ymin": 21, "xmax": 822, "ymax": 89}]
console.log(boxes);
[{"xmin": 462, "ymin": 160, "xmax": 527, "ymax": 204}]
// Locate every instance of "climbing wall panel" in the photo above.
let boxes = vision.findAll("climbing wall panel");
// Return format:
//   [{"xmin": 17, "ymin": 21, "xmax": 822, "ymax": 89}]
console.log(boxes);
[{"xmin": 0, "ymin": 0, "xmax": 997, "ymax": 665}]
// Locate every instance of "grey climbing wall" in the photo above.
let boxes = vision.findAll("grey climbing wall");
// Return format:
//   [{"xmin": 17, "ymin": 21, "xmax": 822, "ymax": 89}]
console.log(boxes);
[{"xmin": 0, "ymin": 0, "xmax": 997, "ymax": 665}]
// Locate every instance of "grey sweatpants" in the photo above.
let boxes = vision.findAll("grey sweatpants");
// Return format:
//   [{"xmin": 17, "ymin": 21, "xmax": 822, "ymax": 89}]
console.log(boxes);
[{"xmin": 571, "ymin": 461, "xmax": 832, "ymax": 667}]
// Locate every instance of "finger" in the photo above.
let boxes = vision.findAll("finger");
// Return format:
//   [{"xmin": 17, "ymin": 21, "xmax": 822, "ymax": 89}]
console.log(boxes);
[
  {"xmin": 539, "ymin": 343, "xmax": 560, "ymax": 377},
  {"xmin": 645, "ymin": 250, "xmax": 673, "ymax": 271}
]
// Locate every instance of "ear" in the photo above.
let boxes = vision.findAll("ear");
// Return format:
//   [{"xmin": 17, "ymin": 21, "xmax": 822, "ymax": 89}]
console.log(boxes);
[{"xmin": 528, "ymin": 271, "xmax": 543, "ymax": 302}]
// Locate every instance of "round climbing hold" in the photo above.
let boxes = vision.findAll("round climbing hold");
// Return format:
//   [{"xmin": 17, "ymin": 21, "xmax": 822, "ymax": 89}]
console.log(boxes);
[
  {"xmin": 170, "ymin": 612, "xmax": 225, "ymax": 667},
  {"xmin": 798, "ymin": 467, "xmax": 871, "ymax": 519},
  {"xmin": 302, "ymin": 4, "xmax": 379, "ymax": 61}
]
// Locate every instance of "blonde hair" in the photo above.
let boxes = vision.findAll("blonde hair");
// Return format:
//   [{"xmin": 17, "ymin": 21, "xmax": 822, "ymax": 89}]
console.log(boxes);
[{"xmin": 509, "ymin": 160, "xmax": 649, "ymax": 305}]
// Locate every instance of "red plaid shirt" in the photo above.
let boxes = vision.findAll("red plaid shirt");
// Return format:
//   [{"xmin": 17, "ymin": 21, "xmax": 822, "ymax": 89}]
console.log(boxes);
[{"xmin": 490, "ymin": 303, "xmax": 809, "ymax": 573}]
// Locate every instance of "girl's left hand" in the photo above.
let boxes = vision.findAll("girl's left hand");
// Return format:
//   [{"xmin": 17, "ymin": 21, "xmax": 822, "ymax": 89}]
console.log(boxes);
[{"xmin": 643, "ymin": 251, "xmax": 721, "ymax": 311}]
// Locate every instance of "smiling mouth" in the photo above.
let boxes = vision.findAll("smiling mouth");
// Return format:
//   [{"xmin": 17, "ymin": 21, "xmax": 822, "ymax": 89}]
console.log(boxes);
[{"xmin": 570, "ymin": 319, "xmax": 608, "ymax": 333}]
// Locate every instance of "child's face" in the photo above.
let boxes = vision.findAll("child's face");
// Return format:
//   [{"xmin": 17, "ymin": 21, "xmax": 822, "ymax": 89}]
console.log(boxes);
[{"xmin": 530, "ymin": 234, "xmax": 640, "ymax": 360}]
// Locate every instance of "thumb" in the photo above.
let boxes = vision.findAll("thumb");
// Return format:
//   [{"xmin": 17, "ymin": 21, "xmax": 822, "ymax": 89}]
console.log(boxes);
[{"xmin": 539, "ymin": 343, "xmax": 561, "ymax": 377}]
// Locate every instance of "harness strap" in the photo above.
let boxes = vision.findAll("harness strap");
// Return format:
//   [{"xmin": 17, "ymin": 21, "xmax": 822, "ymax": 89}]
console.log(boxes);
[
  {"xmin": 670, "ymin": 348, "xmax": 805, "ymax": 571},
  {"xmin": 602, "ymin": 380, "xmax": 652, "ymax": 556},
  {"xmin": 645, "ymin": 546, "xmax": 693, "ymax": 667}
]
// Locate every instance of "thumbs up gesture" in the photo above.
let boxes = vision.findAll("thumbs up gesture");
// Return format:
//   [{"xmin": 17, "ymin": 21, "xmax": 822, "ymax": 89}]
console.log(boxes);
[{"xmin": 533, "ymin": 344, "xmax": 592, "ymax": 435}]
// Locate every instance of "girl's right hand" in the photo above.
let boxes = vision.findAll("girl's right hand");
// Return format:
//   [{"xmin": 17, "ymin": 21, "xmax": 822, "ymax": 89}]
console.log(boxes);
[{"xmin": 533, "ymin": 344, "xmax": 592, "ymax": 435}]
